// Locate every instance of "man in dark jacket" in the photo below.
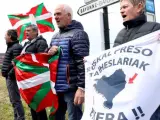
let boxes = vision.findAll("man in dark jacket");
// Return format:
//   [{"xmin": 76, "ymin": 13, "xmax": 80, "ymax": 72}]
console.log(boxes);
[
  {"xmin": 48, "ymin": 4, "xmax": 90, "ymax": 120},
  {"xmin": 113, "ymin": 0, "xmax": 160, "ymax": 119},
  {"xmin": 114, "ymin": 0, "xmax": 160, "ymax": 47},
  {"xmin": 2, "ymin": 29, "xmax": 25, "ymax": 120},
  {"xmin": 21, "ymin": 24, "xmax": 48, "ymax": 120}
]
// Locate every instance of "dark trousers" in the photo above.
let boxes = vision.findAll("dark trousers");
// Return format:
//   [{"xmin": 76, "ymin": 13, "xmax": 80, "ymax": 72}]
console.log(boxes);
[
  {"xmin": 55, "ymin": 91, "xmax": 83, "ymax": 120},
  {"xmin": 6, "ymin": 77, "xmax": 25, "ymax": 120},
  {"xmin": 30, "ymin": 108, "xmax": 47, "ymax": 120}
]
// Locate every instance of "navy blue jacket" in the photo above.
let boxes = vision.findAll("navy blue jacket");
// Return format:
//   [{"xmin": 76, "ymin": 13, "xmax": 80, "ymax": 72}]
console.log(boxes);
[{"xmin": 50, "ymin": 20, "xmax": 90, "ymax": 92}]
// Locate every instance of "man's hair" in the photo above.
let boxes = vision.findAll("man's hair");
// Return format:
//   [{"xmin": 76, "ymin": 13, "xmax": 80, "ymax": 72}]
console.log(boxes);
[
  {"xmin": 120, "ymin": 0, "xmax": 146, "ymax": 13},
  {"xmin": 7, "ymin": 29, "xmax": 18, "ymax": 41},
  {"xmin": 26, "ymin": 24, "xmax": 38, "ymax": 32},
  {"xmin": 62, "ymin": 4, "xmax": 73, "ymax": 19}
]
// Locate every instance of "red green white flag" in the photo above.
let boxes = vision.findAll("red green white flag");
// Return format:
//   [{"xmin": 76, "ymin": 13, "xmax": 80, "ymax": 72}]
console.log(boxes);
[
  {"xmin": 8, "ymin": 3, "xmax": 55, "ymax": 42},
  {"xmin": 13, "ymin": 51, "xmax": 60, "ymax": 120}
]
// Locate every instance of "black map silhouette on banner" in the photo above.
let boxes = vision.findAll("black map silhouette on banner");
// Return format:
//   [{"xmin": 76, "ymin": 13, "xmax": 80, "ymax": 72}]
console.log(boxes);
[{"xmin": 94, "ymin": 69, "xmax": 126, "ymax": 109}]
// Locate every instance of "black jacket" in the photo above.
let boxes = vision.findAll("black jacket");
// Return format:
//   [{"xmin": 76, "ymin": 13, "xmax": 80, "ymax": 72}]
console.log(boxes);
[
  {"xmin": 23, "ymin": 35, "xmax": 48, "ymax": 53},
  {"xmin": 114, "ymin": 14, "xmax": 160, "ymax": 47},
  {"xmin": 2, "ymin": 41, "xmax": 22, "ymax": 79}
]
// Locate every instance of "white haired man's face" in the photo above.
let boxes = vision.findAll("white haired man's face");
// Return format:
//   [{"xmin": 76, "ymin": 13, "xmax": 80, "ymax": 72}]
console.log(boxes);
[
  {"xmin": 120, "ymin": 0, "xmax": 143, "ymax": 22},
  {"xmin": 54, "ymin": 5, "xmax": 71, "ymax": 28}
]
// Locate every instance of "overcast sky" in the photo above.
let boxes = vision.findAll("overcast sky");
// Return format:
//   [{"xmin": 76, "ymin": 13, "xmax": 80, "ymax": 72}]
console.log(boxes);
[{"xmin": 0, "ymin": 0, "xmax": 159, "ymax": 55}]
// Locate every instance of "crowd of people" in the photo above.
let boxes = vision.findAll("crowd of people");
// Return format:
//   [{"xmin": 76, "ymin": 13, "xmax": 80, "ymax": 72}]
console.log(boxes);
[{"xmin": 1, "ymin": 0, "xmax": 160, "ymax": 120}]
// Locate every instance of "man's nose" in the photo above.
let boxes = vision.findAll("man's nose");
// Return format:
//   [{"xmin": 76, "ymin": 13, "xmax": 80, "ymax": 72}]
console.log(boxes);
[
  {"xmin": 120, "ymin": 8, "xmax": 124, "ymax": 14},
  {"xmin": 54, "ymin": 15, "xmax": 59, "ymax": 20},
  {"xmin": 25, "ymin": 32, "xmax": 29, "ymax": 35}
]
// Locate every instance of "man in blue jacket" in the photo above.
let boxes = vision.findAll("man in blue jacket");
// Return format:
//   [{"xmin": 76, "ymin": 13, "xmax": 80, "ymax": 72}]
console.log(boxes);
[{"xmin": 48, "ymin": 4, "xmax": 90, "ymax": 120}]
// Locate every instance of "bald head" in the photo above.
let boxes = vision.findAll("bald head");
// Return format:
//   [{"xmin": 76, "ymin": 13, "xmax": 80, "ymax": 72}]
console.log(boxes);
[{"xmin": 54, "ymin": 4, "xmax": 73, "ymax": 28}]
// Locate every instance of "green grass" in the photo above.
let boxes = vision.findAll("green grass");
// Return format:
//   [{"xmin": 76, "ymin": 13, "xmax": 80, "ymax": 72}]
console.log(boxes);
[
  {"xmin": 0, "ymin": 76, "xmax": 32, "ymax": 120},
  {"xmin": 0, "ymin": 75, "xmax": 69, "ymax": 120}
]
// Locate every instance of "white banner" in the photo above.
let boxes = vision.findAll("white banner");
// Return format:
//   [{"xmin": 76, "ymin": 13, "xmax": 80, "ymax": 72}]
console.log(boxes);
[{"xmin": 82, "ymin": 30, "xmax": 160, "ymax": 120}]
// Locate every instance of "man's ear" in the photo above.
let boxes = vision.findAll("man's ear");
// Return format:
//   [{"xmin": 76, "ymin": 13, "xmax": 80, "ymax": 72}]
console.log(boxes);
[
  {"xmin": 136, "ymin": 2, "xmax": 144, "ymax": 13},
  {"xmin": 67, "ymin": 13, "xmax": 71, "ymax": 17},
  {"xmin": 9, "ymin": 35, "xmax": 11, "ymax": 40}
]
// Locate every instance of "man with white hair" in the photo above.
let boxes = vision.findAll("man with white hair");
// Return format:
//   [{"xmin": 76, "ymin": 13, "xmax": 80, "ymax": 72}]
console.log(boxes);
[
  {"xmin": 113, "ymin": 0, "xmax": 160, "ymax": 119},
  {"xmin": 48, "ymin": 4, "xmax": 90, "ymax": 120}
]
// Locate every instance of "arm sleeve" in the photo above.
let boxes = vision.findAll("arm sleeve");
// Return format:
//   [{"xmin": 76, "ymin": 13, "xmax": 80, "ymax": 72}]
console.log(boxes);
[
  {"xmin": 36, "ymin": 40, "xmax": 48, "ymax": 53},
  {"xmin": 71, "ymin": 30, "xmax": 90, "ymax": 88},
  {"xmin": 152, "ymin": 23, "xmax": 160, "ymax": 32},
  {"xmin": 8, "ymin": 45, "xmax": 22, "ymax": 77},
  {"xmin": 113, "ymin": 29, "xmax": 125, "ymax": 47}
]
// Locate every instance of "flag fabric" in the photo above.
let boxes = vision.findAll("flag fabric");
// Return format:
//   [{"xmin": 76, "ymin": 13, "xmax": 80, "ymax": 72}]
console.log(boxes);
[
  {"xmin": 8, "ymin": 3, "xmax": 55, "ymax": 42},
  {"xmin": 14, "ymin": 50, "xmax": 60, "ymax": 119},
  {"xmin": 82, "ymin": 30, "xmax": 160, "ymax": 120}
]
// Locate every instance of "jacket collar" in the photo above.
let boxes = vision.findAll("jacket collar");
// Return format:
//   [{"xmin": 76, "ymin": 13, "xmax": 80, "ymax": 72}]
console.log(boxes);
[
  {"xmin": 123, "ymin": 14, "xmax": 147, "ymax": 29},
  {"xmin": 59, "ymin": 20, "xmax": 83, "ymax": 33},
  {"xmin": 7, "ymin": 40, "xmax": 19, "ymax": 47}
]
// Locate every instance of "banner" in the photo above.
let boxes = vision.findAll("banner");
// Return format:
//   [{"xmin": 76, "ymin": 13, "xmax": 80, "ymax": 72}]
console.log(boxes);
[{"xmin": 82, "ymin": 30, "xmax": 160, "ymax": 120}]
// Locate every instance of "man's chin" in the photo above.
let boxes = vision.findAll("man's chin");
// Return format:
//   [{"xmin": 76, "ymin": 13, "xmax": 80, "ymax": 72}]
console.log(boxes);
[
  {"xmin": 58, "ymin": 25, "xmax": 63, "ymax": 28},
  {"xmin": 26, "ymin": 37, "xmax": 31, "ymax": 40},
  {"xmin": 57, "ymin": 24, "xmax": 65, "ymax": 29},
  {"xmin": 123, "ymin": 18, "xmax": 127, "ymax": 22}
]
